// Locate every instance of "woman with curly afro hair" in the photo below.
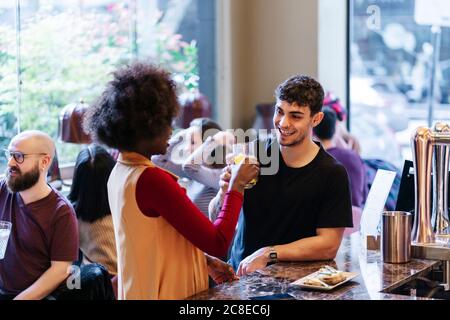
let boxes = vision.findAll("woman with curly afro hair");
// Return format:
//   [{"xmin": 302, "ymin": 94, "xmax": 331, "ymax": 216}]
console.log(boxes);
[{"xmin": 84, "ymin": 62, "xmax": 259, "ymax": 300}]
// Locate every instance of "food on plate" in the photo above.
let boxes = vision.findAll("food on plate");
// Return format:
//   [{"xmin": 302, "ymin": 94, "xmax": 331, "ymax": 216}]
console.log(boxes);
[
  {"xmin": 303, "ymin": 277, "xmax": 326, "ymax": 287},
  {"xmin": 319, "ymin": 272, "xmax": 347, "ymax": 286}
]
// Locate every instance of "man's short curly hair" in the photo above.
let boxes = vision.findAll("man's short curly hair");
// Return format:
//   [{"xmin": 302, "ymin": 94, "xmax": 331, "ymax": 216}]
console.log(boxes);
[
  {"xmin": 275, "ymin": 75, "xmax": 324, "ymax": 115},
  {"xmin": 84, "ymin": 62, "xmax": 179, "ymax": 151}
]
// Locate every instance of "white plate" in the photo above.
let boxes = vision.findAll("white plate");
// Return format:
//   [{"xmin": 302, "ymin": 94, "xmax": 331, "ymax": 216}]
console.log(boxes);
[{"xmin": 291, "ymin": 271, "xmax": 359, "ymax": 291}]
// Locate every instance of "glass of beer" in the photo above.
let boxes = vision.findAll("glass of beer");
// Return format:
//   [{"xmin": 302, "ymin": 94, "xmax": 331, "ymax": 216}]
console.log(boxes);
[{"xmin": 232, "ymin": 141, "xmax": 258, "ymax": 189}]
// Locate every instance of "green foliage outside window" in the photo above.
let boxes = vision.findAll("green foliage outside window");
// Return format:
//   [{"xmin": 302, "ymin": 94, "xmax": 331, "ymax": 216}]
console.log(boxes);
[{"xmin": 0, "ymin": 3, "xmax": 198, "ymax": 170}]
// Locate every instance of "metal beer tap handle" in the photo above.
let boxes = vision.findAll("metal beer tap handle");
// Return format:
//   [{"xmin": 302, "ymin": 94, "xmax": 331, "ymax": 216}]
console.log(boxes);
[
  {"xmin": 412, "ymin": 125, "xmax": 450, "ymax": 244},
  {"xmin": 432, "ymin": 123, "xmax": 450, "ymax": 237},
  {"xmin": 412, "ymin": 127, "xmax": 435, "ymax": 244}
]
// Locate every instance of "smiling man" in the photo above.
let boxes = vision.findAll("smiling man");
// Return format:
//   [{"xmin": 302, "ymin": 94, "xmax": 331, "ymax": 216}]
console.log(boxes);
[
  {"xmin": 212, "ymin": 75, "xmax": 353, "ymax": 275},
  {"xmin": 0, "ymin": 130, "xmax": 79, "ymax": 300}
]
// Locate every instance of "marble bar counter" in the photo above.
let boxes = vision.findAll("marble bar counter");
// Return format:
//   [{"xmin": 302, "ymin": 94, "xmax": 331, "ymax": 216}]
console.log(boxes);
[{"xmin": 189, "ymin": 233, "xmax": 440, "ymax": 300}]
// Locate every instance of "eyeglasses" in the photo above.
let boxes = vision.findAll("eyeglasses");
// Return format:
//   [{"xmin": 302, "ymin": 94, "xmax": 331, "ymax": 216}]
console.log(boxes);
[{"xmin": 4, "ymin": 149, "xmax": 48, "ymax": 164}]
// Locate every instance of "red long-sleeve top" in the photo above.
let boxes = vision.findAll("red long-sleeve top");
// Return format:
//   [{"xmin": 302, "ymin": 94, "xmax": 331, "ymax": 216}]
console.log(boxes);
[{"xmin": 135, "ymin": 167, "xmax": 243, "ymax": 258}]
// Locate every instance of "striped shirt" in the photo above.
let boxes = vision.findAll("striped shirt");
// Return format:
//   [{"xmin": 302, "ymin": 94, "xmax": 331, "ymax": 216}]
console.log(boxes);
[{"xmin": 78, "ymin": 215, "xmax": 117, "ymax": 275}]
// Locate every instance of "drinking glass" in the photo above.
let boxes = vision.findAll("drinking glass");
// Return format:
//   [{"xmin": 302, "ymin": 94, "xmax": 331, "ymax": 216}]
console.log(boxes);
[
  {"xmin": 0, "ymin": 221, "xmax": 12, "ymax": 260},
  {"xmin": 232, "ymin": 141, "xmax": 258, "ymax": 189}
]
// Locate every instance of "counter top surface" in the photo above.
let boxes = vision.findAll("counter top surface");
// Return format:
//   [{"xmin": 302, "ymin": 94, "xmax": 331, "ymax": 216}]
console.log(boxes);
[{"xmin": 189, "ymin": 234, "xmax": 440, "ymax": 300}]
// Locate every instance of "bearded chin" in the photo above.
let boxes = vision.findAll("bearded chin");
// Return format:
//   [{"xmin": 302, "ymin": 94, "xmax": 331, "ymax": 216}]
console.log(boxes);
[
  {"xmin": 6, "ymin": 164, "xmax": 41, "ymax": 193},
  {"xmin": 279, "ymin": 132, "xmax": 307, "ymax": 147}
]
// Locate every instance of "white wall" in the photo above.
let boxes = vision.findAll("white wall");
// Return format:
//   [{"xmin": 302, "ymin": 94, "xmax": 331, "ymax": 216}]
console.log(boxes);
[
  {"xmin": 217, "ymin": 0, "xmax": 347, "ymax": 129},
  {"xmin": 318, "ymin": 0, "xmax": 347, "ymax": 103}
]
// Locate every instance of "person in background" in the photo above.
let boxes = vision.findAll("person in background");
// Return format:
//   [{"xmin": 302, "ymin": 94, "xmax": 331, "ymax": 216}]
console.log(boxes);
[
  {"xmin": 323, "ymin": 92, "xmax": 361, "ymax": 155},
  {"xmin": 68, "ymin": 144, "xmax": 117, "ymax": 276},
  {"xmin": 313, "ymin": 107, "xmax": 368, "ymax": 208},
  {"xmin": 183, "ymin": 129, "xmax": 235, "ymax": 221},
  {"xmin": 151, "ymin": 118, "xmax": 219, "ymax": 178},
  {"xmin": 84, "ymin": 62, "xmax": 259, "ymax": 300},
  {"xmin": 322, "ymin": 93, "xmax": 401, "ymax": 211},
  {"xmin": 153, "ymin": 118, "xmax": 233, "ymax": 216},
  {"xmin": 0, "ymin": 130, "xmax": 79, "ymax": 300}
]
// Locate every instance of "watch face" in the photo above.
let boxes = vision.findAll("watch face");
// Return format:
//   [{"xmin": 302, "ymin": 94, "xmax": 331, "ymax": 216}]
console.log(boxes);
[{"xmin": 269, "ymin": 252, "xmax": 277, "ymax": 260}]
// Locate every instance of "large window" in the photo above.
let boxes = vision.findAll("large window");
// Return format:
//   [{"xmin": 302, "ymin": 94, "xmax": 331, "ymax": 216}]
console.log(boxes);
[
  {"xmin": 349, "ymin": 0, "xmax": 450, "ymax": 169},
  {"xmin": 0, "ymin": 0, "xmax": 216, "ymax": 174}
]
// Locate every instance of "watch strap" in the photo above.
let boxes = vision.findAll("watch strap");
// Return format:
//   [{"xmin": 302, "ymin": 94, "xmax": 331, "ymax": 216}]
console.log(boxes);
[{"xmin": 268, "ymin": 246, "xmax": 278, "ymax": 263}]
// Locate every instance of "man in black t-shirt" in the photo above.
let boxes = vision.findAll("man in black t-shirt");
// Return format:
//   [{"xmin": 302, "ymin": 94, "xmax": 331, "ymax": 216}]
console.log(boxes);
[{"xmin": 210, "ymin": 75, "xmax": 352, "ymax": 275}]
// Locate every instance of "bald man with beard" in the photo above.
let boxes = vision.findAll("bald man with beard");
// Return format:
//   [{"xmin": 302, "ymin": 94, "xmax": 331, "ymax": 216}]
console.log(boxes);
[{"xmin": 0, "ymin": 130, "xmax": 79, "ymax": 300}]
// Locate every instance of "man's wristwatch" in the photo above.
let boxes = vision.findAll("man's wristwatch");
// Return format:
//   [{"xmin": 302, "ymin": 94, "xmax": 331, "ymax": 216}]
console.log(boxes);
[{"xmin": 267, "ymin": 246, "xmax": 278, "ymax": 264}]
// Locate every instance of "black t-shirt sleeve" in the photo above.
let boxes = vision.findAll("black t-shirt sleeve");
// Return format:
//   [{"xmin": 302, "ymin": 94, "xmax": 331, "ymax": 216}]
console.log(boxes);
[{"xmin": 316, "ymin": 164, "xmax": 353, "ymax": 228}]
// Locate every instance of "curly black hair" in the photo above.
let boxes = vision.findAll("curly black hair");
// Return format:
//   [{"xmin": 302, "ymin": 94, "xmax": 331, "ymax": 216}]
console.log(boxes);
[
  {"xmin": 275, "ymin": 75, "xmax": 324, "ymax": 115},
  {"xmin": 84, "ymin": 62, "xmax": 179, "ymax": 151}
]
